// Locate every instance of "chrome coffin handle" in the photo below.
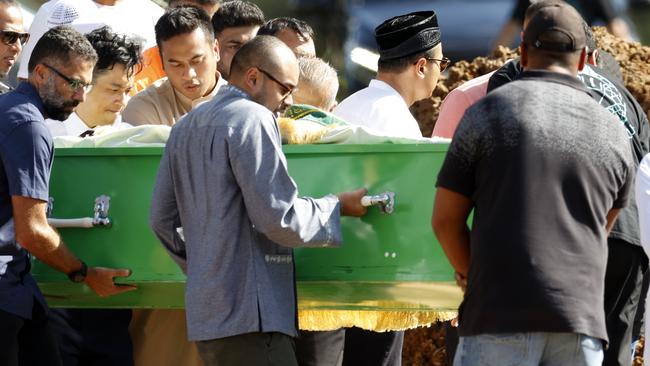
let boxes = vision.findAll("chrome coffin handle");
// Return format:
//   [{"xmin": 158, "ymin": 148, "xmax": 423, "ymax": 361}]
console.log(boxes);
[
  {"xmin": 47, "ymin": 195, "xmax": 112, "ymax": 228},
  {"xmin": 360, "ymin": 191, "xmax": 395, "ymax": 214}
]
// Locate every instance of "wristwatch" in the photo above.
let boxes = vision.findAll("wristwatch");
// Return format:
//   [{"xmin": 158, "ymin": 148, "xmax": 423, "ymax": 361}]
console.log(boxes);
[{"xmin": 68, "ymin": 261, "xmax": 88, "ymax": 283}]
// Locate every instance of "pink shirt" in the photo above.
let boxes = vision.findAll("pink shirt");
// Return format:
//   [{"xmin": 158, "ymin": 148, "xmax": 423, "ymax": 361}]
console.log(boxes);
[{"xmin": 432, "ymin": 71, "xmax": 495, "ymax": 138}]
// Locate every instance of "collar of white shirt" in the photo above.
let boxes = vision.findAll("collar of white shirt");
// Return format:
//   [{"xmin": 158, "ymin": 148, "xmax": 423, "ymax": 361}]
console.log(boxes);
[{"xmin": 45, "ymin": 112, "xmax": 127, "ymax": 137}]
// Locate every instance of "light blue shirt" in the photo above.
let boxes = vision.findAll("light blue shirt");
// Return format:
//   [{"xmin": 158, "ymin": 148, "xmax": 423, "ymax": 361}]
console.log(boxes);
[{"xmin": 150, "ymin": 85, "xmax": 342, "ymax": 341}]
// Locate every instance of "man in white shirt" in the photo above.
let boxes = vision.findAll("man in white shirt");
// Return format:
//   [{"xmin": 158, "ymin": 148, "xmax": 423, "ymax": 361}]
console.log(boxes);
[
  {"xmin": 46, "ymin": 26, "xmax": 140, "ymax": 135},
  {"xmin": 43, "ymin": 26, "xmax": 142, "ymax": 366},
  {"xmin": 334, "ymin": 10, "xmax": 447, "ymax": 366},
  {"xmin": 335, "ymin": 11, "xmax": 447, "ymax": 139}
]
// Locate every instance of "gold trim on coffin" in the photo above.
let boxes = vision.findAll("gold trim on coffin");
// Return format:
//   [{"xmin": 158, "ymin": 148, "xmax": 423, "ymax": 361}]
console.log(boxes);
[
  {"xmin": 297, "ymin": 281, "xmax": 462, "ymax": 331},
  {"xmin": 298, "ymin": 309, "xmax": 458, "ymax": 332}
]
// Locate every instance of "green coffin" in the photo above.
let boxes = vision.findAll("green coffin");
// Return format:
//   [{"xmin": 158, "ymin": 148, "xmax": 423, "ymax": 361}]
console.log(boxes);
[{"xmin": 33, "ymin": 144, "xmax": 461, "ymax": 329}]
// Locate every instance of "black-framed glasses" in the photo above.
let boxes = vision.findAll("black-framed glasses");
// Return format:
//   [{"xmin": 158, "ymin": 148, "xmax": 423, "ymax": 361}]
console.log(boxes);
[
  {"xmin": 0, "ymin": 30, "xmax": 30, "ymax": 46},
  {"xmin": 42, "ymin": 63, "xmax": 91, "ymax": 93},
  {"xmin": 257, "ymin": 67, "xmax": 296, "ymax": 98},
  {"xmin": 418, "ymin": 56, "xmax": 451, "ymax": 72}
]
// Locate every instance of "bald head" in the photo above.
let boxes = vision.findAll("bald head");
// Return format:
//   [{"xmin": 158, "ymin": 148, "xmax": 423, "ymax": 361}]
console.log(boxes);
[
  {"xmin": 230, "ymin": 35, "xmax": 299, "ymax": 115},
  {"xmin": 231, "ymin": 35, "xmax": 297, "ymax": 78}
]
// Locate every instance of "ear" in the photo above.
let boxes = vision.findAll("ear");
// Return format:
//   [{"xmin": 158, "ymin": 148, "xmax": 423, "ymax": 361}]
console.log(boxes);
[
  {"xmin": 589, "ymin": 49, "xmax": 599, "ymax": 67},
  {"xmin": 30, "ymin": 63, "xmax": 48, "ymax": 87},
  {"xmin": 577, "ymin": 48, "xmax": 587, "ymax": 72},
  {"xmin": 213, "ymin": 39, "xmax": 220, "ymax": 63},
  {"xmin": 414, "ymin": 58, "xmax": 427, "ymax": 78},
  {"xmin": 243, "ymin": 67, "xmax": 260, "ymax": 90},
  {"xmin": 519, "ymin": 42, "xmax": 528, "ymax": 68}
]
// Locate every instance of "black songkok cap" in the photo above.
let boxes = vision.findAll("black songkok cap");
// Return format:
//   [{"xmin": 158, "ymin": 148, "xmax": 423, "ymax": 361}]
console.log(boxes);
[
  {"xmin": 523, "ymin": 2, "xmax": 586, "ymax": 52},
  {"xmin": 375, "ymin": 10, "xmax": 441, "ymax": 61}
]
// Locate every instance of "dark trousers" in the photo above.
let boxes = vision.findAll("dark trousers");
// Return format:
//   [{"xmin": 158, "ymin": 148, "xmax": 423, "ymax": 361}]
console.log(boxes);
[
  {"xmin": 48, "ymin": 308, "xmax": 133, "ymax": 366},
  {"xmin": 295, "ymin": 329, "xmax": 345, "ymax": 366},
  {"xmin": 342, "ymin": 328, "xmax": 403, "ymax": 366},
  {"xmin": 196, "ymin": 332, "xmax": 298, "ymax": 366},
  {"xmin": 603, "ymin": 239, "xmax": 649, "ymax": 366},
  {"xmin": 0, "ymin": 302, "xmax": 62, "ymax": 366}
]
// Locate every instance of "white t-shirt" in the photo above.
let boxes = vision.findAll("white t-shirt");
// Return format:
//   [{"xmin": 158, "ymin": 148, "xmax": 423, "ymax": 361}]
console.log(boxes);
[
  {"xmin": 333, "ymin": 79, "xmax": 422, "ymax": 138},
  {"xmin": 18, "ymin": 0, "xmax": 163, "ymax": 79},
  {"xmin": 45, "ymin": 112, "xmax": 131, "ymax": 137}
]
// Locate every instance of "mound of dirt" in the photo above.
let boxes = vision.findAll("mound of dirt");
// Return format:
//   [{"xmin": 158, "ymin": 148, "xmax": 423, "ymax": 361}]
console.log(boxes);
[{"xmin": 412, "ymin": 27, "xmax": 650, "ymax": 137}]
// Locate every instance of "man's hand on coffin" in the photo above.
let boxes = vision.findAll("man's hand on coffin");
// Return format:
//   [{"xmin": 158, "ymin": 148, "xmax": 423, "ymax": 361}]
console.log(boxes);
[
  {"xmin": 337, "ymin": 188, "xmax": 369, "ymax": 217},
  {"xmin": 84, "ymin": 267, "xmax": 136, "ymax": 297}
]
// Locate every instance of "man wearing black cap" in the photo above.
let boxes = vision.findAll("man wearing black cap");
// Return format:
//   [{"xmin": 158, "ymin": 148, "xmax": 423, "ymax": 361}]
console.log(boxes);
[
  {"xmin": 333, "ymin": 10, "xmax": 446, "ymax": 366},
  {"xmin": 432, "ymin": 3, "xmax": 635, "ymax": 365},
  {"xmin": 334, "ymin": 10, "xmax": 446, "ymax": 138}
]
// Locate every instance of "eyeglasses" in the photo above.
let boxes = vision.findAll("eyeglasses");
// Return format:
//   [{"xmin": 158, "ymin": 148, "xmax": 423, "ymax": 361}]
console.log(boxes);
[
  {"xmin": 256, "ymin": 67, "xmax": 296, "ymax": 98},
  {"xmin": 0, "ymin": 30, "xmax": 29, "ymax": 46},
  {"xmin": 42, "ymin": 63, "xmax": 91, "ymax": 93},
  {"xmin": 419, "ymin": 56, "xmax": 451, "ymax": 72}
]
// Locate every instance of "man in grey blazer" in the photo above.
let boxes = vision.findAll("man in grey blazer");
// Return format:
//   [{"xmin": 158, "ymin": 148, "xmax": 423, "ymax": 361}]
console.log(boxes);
[{"xmin": 150, "ymin": 35, "xmax": 367, "ymax": 366}]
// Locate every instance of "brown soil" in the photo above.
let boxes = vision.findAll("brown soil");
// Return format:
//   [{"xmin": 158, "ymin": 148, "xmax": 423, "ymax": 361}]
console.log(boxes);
[
  {"xmin": 405, "ymin": 28, "xmax": 650, "ymax": 365},
  {"xmin": 412, "ymin": 27, "xmax": 650, "ymax": 137}
]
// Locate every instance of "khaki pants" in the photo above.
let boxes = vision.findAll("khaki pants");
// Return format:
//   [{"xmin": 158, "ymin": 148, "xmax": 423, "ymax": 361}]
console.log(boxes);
[
  {"xmin": 130, "ymin": 309, "xmax": 203, "ymax": 366},
  {"xmin": 196, "ymin": 332, "xmax": 298, "ymax": 366}
]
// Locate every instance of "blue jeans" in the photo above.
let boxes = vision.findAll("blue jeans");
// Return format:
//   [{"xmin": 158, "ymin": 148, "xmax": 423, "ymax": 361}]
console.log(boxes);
[{"xmin": 453, "ymin": 332, "xmax": 603, "ymax": 366}]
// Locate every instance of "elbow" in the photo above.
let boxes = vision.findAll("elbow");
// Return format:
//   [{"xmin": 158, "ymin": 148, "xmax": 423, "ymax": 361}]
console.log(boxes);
[{"xmin": 431, "ymin": 212, "xmax": 447, "ymax": 238}]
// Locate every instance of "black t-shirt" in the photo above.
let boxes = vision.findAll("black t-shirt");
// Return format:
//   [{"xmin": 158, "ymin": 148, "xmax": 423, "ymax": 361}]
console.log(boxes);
[
  {"xmin": 488, "ymin": 60, "xmax": 650, "ymax": 247},
  {"xmin": 437, "ymin": 71, "xmax": 634, "ymax": 341},
  {"xmin": 512, "ymin": 0, "xmax": 619, "ymax": 25}
]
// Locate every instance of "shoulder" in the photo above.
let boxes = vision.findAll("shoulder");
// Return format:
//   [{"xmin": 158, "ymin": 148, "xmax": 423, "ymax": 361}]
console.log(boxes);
[
  {"xmin": 0, "ymin": 91, "xmax": 44, "ymax": 129},
  {"xmin": 132, "ymin": 77, "xmax": 173, "ymax": 100},
  {"xmin": 124, "ymin": 79, "xmax": 173, "ymax": 120}
]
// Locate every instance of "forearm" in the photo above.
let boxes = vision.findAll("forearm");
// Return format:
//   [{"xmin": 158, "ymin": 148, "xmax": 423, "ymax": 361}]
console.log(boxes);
[
  {"xmin": 435, "ymin": 223, "xmax": 471, "ymax": 277},
  {"xmin": 606, "ymin": 208, "xmax": 621, "ymax": 234},
  {"xmin": 257, "ymin": 195, "xmax": 343, "ymax": 248},
  {"xmin": 18, "ymin": 224, "xmax": 82, "ymax": 274}
]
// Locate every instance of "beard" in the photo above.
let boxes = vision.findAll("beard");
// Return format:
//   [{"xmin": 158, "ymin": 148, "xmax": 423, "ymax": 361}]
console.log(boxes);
[
  {"xmin": 252, "ymin": 90, "xmax": 286, "ymax": 118},
  {"xmin": 40, "ymin": 76, "xmax": 79, "ymax": 121}
]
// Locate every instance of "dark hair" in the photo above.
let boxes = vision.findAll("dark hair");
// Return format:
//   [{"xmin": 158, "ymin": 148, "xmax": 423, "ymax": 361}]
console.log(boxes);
[
  {"xmin": 377, "ymin": 48, "xmax": 436, "ymax": 73},
  {"xmin": 155, "ymin": 6, "xmax": 214, "ymax": 51},
  {"xmin": 211, "ymin": 0, "xmax": 264, "ymax": 35},
  {"xmin": 168, "ymin": 0, "xmax": 220, "ymax": 7},
  {"xmin": 257, "ymin": 17, "xmax": 314, "ymax": 40},
  {"xmin": 85, "ymin": 26, "xmax": 143, "ymax": 81},
  {"xmin": 28, "ymin": 26, "xmax": 97, "ymax": 73},
  {"xmin": 524, "ymin": 0, "xmax": 563, "ymax": 23}
]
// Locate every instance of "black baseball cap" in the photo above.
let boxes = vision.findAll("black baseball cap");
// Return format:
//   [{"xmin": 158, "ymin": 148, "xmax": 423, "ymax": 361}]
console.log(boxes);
[{"xmin": 523, "ymin": 2, "xmax": 586, "ymax": 52}]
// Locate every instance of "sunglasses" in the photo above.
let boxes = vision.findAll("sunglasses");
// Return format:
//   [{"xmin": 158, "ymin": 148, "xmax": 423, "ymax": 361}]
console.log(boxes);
[
  {"xmin": 418, "ymin": 56, "xmax": 451, "ymax": 72},
  {"xmin": 42, "ymin": 63, "xmax": 91, "ymax": 93},
  {"xmin": 257, "ymin": 67, "xmax": 296, "ymax": 98},
  {"xmin": 0, "ymin": 30, "xmax": 30, "ymax": 46}
]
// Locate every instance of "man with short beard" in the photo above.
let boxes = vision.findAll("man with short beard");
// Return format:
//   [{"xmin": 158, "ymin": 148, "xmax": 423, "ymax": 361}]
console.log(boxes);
[
  {"xmin": 0, "ymin": 0, "xmax": 27, "ymax": 93},
  {"xmin": 0, "ymin": 25, "xmax": 135, "ymax": 365}
]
